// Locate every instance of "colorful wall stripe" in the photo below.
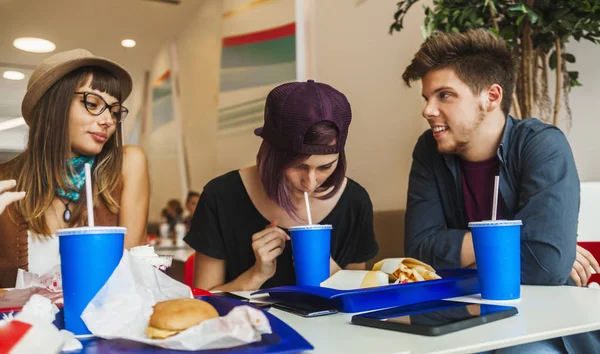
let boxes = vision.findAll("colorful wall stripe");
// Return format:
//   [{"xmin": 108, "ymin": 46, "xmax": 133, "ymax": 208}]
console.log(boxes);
[{"xmin": 219, "ymin": 22, "xmax": 296, "ymax": 130}]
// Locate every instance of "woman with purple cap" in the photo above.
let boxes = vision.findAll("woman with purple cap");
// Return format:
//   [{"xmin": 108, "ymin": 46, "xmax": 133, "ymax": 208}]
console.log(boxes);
[
  {"xmin": 0, "ymin": 49, "xmax": 149, "ymax": 288},
  {"xmin": 185, "ymin": 80, "xmax": 379, "ymax": 291}
]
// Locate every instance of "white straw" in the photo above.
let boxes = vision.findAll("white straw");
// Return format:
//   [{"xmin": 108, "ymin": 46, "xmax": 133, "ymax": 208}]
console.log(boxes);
[
  {"xmin": 491, "ymin": 175, "xmax": 500, "ymax": 221},
  {"xmin": 85, "ymin": 163, "xmax": 94, "ymax": 227},
  {"xmin": 303, "ymin": 191, "xmax": 313, "ymax": 225}
]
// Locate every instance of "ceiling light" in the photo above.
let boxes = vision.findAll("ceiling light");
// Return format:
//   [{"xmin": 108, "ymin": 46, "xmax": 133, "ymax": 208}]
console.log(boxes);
[
  {"xmin": 0, "ymin": 117, "xmax": 26, "ymax": 132},
  {"xmin": 121, "ymin": 39, "xmax": 136, "ymax": 48},
  {"xmin": 13, "ymin": 37, "xmax": 56, "ymax": 53},
  {"xmin": 3, "ymin": 71, "xmax": 25, "ymax": 80}
]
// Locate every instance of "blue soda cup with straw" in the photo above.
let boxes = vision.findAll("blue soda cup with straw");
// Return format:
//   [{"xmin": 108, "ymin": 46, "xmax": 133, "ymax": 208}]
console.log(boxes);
[
  {"xmin": 469, "ymin": 176, "xmax": 522, "ymax": 300},
  {"xmin": 288, "ymin": 192, "xmax": 332, "ymax": 286},
  {"xmin": 58, "ymin": 163, "xmax": 125, "ymax": 335}
]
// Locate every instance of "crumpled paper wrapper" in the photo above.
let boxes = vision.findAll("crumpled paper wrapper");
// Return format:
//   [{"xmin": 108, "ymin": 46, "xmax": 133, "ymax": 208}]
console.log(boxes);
[
  {"xmin": 0, "ymin": 265, "xmax": 63, "ymax": 311},
  {"xmin": 320, "ymin": 258, "xmax": 442, "ymax": 290},
  {"xmin": 81, "ymin": 251, "xmax": 272, "ymax": 351}
]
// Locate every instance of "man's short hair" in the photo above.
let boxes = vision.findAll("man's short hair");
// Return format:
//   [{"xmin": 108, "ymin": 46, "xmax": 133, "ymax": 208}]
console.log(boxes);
[{"xmin": 402, "ymin": 29, "xmax": 518, "ymax": 115}]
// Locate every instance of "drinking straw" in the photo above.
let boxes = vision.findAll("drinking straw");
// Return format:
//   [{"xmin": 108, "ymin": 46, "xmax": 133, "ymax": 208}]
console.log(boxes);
[
  {"xmin": 491, "ymin": 175, "xmax": 500, "ymax": 221},
  {"xmin": 304, "ymin": 191, "xmax": 313, "ymax": 225},
  {"xmin": 85, "ymin": 163, "xmax": 94, "ymax": 227}
]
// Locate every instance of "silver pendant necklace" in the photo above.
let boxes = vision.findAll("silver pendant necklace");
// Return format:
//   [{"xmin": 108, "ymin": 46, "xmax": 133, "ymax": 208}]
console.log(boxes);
[{"xmin": 59, "ymin": 197, "xmax": 72, "ymax": 222}]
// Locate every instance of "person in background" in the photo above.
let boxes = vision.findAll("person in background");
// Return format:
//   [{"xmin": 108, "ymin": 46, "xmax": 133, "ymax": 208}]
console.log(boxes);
[
  {"xmin": 0, "ymin": 49, "xmax": 149, "ymax": 288},
  {"xmin": 161, "ymin": 199, "xmax": 184, "ymax": 236},
  {"xmin": 185, "ymin": 80, "xmax": 379, "ymax": 291},
  {"xmin": 183, "ymin": 191, "xmax": 200, "ymax": 231},
  {"xmin": 402, "ymin": 28, "xmax": 599, "ymax": 353}
]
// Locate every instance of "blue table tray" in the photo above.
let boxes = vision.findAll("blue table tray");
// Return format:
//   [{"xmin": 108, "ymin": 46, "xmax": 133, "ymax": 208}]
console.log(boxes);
[
  {"xmin": 253, "ymin": 268, "xmax": 480, "ymax": 313},
  {"xmin": 2, "ymin": 296, "xmax": 313, "ymax": 354}
]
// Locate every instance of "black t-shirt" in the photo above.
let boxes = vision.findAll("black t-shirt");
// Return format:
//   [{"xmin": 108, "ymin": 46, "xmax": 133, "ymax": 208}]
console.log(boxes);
[{"xmin": 184, "ymin": 170, "xmax": 379, "ymax": 289}]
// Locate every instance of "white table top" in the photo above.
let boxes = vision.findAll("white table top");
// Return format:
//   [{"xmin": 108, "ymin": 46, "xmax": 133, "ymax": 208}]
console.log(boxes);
[
  {"xmin": 249, "ymin": 285, "xmax": 600, "ymax": 354},
  {"xmin": 154, "ymin": 239, "xmax": 194, "ymax": 262}
]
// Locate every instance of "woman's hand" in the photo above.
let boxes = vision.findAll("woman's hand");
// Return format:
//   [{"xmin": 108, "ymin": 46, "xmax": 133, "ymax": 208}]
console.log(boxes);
[
  {"xmin": 250, "ymin": 221, "xmax": 290, "ymax": 283},
  {"xmin": 0, "ymin": 179, "xmax": 25, "ymax": 215}
]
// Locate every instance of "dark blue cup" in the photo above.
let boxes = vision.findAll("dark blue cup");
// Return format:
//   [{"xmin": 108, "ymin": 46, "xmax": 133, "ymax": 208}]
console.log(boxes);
[
  {"xmin": 288, "ymin": 225, "xmax": 332, "ymax": 286},
  {"xmin": 57, "ymin": 226, "xmax": 125, "ymax": 335},
  {"xmin": 468, "ymin": 220, "xmax": 522, "ymax": 300}
]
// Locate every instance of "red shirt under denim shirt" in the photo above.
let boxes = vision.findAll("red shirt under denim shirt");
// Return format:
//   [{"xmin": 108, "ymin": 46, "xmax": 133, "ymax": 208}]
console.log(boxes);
[{"xmin": 459, "ymin": 156, "xmax": 502, "ymax": 222}]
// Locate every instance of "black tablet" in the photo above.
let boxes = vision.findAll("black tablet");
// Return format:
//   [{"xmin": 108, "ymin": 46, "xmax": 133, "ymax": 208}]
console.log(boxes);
[
  {"xmin": 351, "ymin": 300, "xmax": 518, "ymax": 336},
  {"xmin": 272, "ymin": 299, "xmax": 338, "ymax": 317}
]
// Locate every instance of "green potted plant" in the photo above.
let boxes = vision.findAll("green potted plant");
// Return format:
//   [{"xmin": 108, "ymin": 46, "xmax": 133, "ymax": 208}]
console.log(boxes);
[{"xmin": 390, "ymin": 0, "xmax": 600, "ymax": 128}]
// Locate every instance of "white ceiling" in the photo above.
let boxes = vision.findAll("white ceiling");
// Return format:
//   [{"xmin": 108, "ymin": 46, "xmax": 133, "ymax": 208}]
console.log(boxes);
[{"xmin": 0, "ymin": 0, "xmax": 205, "ymax": 122}]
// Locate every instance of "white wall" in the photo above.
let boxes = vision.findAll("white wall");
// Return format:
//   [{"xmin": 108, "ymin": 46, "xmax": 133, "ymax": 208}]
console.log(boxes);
[
  {"xmin": 565, "ymin": 40, "xmax": 600, "ymax": 182},
  {"xmin": 311, "ymin": 0, "xmax": 429, "ymax": 211},
  {"xmin": 215, "ymin": 0, "xmax": 296, "ymax": 176},
  {"xmin": 145, "ymin": 0, "xmax": 223, "ymax": 222}
]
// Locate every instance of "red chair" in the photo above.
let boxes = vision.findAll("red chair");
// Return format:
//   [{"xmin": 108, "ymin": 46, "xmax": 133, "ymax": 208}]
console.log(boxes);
[
  {"xmin": 184, "ymin": 253, "xmax": 196, "ymax": 287},
  {"xmin": 577, "ymin": 242, "xmax": 600, "ymax": 287},
  {"xmin": 184, "ymin": 253, "xmax": 212, "ymax": 296}
]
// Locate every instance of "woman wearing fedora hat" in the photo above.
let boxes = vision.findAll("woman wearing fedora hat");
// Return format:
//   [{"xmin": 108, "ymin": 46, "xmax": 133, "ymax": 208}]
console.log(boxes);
[
  {"xmin": 0, "ymin": 49, "xmax": 149, "ymax": 287},
  {"xmin": 185, "ymin": 80, "xmax": 379, "ymax": 291}
]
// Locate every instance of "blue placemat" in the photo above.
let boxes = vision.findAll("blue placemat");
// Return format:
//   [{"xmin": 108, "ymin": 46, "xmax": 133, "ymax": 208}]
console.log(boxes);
[
  {"xmin": 2, "ymin": 296, "xmax": 313, "ymax": 354},
  {"xmin": 253, "ymin": 268, "xmax": 480, "ymax": 313}
]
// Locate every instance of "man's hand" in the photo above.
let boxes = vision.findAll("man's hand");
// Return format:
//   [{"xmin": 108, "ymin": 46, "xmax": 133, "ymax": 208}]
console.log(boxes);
[{"xmin": 571, "ymin": 245, "xmax": 600, "ymax": 286}]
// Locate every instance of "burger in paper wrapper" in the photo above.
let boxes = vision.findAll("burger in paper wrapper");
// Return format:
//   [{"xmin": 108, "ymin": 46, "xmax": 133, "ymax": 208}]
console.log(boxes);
[
  {"xmin": 320, "ymin": 258, "xmax": 441, "ymax": 289},
  {"xmin": 373, "ymin": 257, "xmax": 442, "ymax": 284},
  {"xmin": 146, "ymin": 299, "xmax": 219, "ymax": 339}
]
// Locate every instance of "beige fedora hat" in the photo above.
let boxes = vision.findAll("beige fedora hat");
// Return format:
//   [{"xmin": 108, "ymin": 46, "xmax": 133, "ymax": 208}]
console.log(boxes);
[{"xmin": 21, "ymin": 48, "xmax": 133, "ymax": 126}]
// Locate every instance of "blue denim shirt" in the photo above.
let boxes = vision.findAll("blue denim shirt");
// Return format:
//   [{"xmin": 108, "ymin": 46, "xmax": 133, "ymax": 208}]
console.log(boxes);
[{"xmin": 405, "ymin": 116, "xmax": 580, "ymax": 285}]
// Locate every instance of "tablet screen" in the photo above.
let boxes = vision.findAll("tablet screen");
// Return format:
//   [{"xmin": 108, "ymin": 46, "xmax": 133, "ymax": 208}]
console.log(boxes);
[
  {"xmin": 384, "ymin": 303, "xmax": 482, "ymax": 326},
  {"xmin": 352, "ymin": 300, "xmax": 518, "ymax": 336}
]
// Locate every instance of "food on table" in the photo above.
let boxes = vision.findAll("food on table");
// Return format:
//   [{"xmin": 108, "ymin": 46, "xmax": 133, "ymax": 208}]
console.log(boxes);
[
  {"xmin": 145, "ymin": 298, "xmax": 219, "ymax": 339},
  {"xmin": 373, "ymin": 258, "xmax": 442, "ymax": 284}
]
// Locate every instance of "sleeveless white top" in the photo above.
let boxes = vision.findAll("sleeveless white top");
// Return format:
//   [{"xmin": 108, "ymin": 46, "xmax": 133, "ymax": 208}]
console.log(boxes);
[{"xmin": 27, "ymin": 231, "xmax": 61, "ymax": 275}]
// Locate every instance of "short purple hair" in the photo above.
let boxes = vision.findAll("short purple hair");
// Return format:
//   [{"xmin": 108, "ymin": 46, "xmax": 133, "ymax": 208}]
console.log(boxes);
[{"xmin": 257, "ymin": 121, "xmax": 346, "ymax": 218}]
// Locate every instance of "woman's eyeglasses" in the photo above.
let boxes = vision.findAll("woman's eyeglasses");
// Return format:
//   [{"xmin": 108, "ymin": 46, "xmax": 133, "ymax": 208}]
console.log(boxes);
[{"xmin": 74, "ymin": 92, "xmax": 129, "ymax": 123}]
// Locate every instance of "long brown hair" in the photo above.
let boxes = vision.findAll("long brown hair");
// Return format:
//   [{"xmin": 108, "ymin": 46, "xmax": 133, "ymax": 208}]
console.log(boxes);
[
  {"xmin": 14, "ymin": 66, "xmax": 123, "ymax": 236},
  {"xmin": 402, "ymin": 29, "xmax": 518, "ymax": 116}
]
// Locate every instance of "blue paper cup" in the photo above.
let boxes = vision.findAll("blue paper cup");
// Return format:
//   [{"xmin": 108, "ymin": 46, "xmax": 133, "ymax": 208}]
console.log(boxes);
[
  {"xmin": 468, "ymin": 220, "xmax": 522, "ymax": 300},
  {"xmin": 57, "ymin": 226, "xmax": 126, "ymax": 335},
  {"xmin": 289, "ymin": 225, "xmax": 332, "ymax": 287}
]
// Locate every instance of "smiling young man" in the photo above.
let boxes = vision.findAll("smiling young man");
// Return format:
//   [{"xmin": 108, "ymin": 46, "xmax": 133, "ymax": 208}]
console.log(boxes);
[{"xmin": 402, "ymin": 29, "xmax": 599, "ymax": 353}]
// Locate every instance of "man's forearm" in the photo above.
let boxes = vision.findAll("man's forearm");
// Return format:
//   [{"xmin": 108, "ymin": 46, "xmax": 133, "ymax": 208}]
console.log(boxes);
[{"xmin": 461, "ymin": 232, "xmax": 476, "ymax": 268}]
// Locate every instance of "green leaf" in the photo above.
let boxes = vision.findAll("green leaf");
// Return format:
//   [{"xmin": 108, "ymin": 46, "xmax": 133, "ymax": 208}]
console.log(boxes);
[
  {"xmin": 452, "ymin": 9, "xmax": 460, "ymax": 21},
  {"xmin": 508, "ymin": 4, "xmax": 527, "ymax": 14},
  {"xmin": 568, "ymin": 71, "xmax": 579, "ymax": 79},
  {"xmin": 528, "ymin": 11, "xmax": 540, "ymax": 25},
  {"xmin": 516, "ymin": 14, "xmax": 527, "ymax": 27},
  {"xmin": 564, "ymin": 53, "xmax": 576, "ymax": 63},
  {"xmin": 421, "ymin": 24, "xmax": 428, "ymax": 39}
]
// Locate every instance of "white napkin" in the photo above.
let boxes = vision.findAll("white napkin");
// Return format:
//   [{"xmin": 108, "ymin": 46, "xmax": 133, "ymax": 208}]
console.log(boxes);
[
  {"xmin": 81, "ymin": 251, "xmax": 271, "ymax": 351},
  {"xmin": 320, "ymin": 270, "xmax": 389, "ymax": 290}
]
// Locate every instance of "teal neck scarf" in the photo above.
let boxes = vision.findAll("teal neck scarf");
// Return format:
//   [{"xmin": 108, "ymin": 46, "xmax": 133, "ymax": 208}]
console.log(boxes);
[{"xmin": 57, "ymin": 156, "xmax": 96, "ymax": 201}]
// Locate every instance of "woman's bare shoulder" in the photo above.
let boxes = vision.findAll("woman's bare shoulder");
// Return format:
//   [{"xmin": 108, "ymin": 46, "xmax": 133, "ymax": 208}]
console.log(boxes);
[{"xmin": 121, "ymin": 145, "xmax": 147, "ymax": 173}]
